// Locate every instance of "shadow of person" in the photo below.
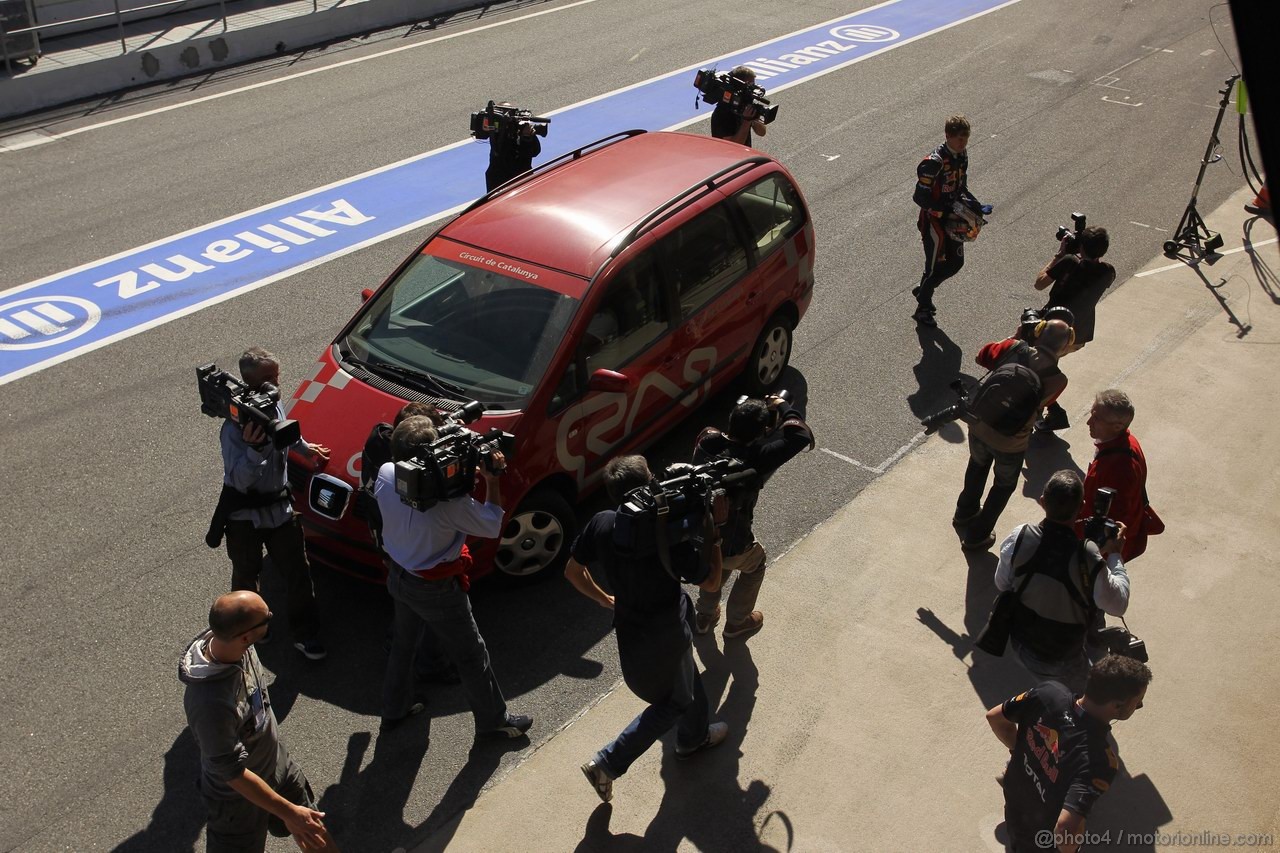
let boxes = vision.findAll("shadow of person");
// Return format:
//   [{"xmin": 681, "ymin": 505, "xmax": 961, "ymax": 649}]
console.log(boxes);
[
  {"xmin": 411, "ymin": 736, "xmax": 536, "ymax": 851},
  {"xmin": 573, "ymin": 641, "xmax": 781, "ymax": 853},
  {"xmin": 1022, "ymin": 432, "xmax": 1085, "ymax": 498},
  {"xmin": 1080, "ymin": 761, "xmax": 1172, "ymax": 852},
  {"xmin": 112, "ymin": 729, "xmax": 205, "ymax": 852},
  {"xmin": 915, "ymin": 549, "xmax": 1035, "ymax": 712},
  {"xmin": 314, "ymin": 722, "xmax": 432, "ymax": 853},
  {"xmin": 908, "ymin": 325, "xmax": 967, "ymax": 418}
]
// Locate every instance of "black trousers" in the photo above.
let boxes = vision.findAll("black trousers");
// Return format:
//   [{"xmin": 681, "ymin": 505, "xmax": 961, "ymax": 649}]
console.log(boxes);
[{"xmin": 226, "ymin": 516, "xmax": 320, "ymax": 641}]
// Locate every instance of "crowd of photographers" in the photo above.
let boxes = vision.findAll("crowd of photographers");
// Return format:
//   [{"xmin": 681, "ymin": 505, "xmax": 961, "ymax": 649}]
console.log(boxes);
[{"xmin": 180, "ymin": 106, "xmax": 1160, "ymax": 852}]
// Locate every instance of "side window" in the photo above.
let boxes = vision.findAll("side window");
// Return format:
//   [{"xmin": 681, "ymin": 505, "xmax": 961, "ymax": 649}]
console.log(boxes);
[
  {"xmin": 582, "ymin": 251, "xmax": 669, "ymax": 374},
  {"xmin": 656, "ymin": 204, "xmax": 749, "ymax": 319},
  {"xmin": 734, "ymin": 174, "xmax": 806, "ymax": 257},
  {"xmin": 550, "ymin": 251, "xmax": 670, "ymax": 410}
]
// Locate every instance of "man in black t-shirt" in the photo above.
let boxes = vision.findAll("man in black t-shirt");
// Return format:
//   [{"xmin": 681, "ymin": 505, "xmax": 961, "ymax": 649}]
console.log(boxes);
[
  {"xmin": 710, "ymin": 65, "xmax": 769, "ymax": 147},
  {"xmin": 986, "ymin": 655, "xmax": 1151, "ymax": 853},
  {"xmin": 1033, "ymin": 226, "xmax": 1115, "ymax": 431},
  {"xmin": 565, "ymin": 455, "xmax": 728, "ymax": 802}
]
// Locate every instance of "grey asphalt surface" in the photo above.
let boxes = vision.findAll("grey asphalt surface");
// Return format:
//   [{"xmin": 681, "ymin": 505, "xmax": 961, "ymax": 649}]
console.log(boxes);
[{"xmin": 0, "ymin": 0, "xmax": 1258, "ymax": 850}]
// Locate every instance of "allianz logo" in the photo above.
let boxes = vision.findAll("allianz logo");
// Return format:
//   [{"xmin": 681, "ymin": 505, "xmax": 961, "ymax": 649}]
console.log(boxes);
[
  {"xmin": 738, "ymin": 24, "xmax": 900, "ymax": 80},
  {"xmin": 91, "ymin": 199, "xmax": 375, "ymax": 301},
  {"xmin": 0, "ymin": 295, "xmax": 101, "ymax": 350}
]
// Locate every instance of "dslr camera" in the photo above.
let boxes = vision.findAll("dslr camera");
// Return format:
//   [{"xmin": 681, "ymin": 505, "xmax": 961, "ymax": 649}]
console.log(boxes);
[
  {"xmin": 612, "ymin": 458, "xmax": 758, "ymax": 557},
  {"xmin": 394, "ymin": 401, "xmax": 515, "ymax": 511},
  {"xmin": 1091, "ymin": 624, "xmax": 1149, "ymax": 662},
  {"xmin": 469, "ymin": 100, "xmax": 550, "ymax": 141},
  {"xmin": 197, "ymin": 363, "xmax": 300, "ymax": 449},
  {"xmin": 1081, "ymin": 487, "xmax": 1121, "ymax": 550},
  {"xmin": 693, "ymin": 68, "xmax": 779, "ymax": 125},
  {"xmin": 734, "ymin": 388, "xmax": 790, "ymax": 432},
  {"xmin": 1015, "ymin": 304, "xmax": 1076, "ymax": 343},
  {"xmin": 1055, "ymin": 212, "xmax": 1088, "ymax": 253}
]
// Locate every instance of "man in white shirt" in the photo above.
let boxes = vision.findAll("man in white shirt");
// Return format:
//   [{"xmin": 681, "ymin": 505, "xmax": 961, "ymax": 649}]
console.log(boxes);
[{"xmin": 375, "ymin": 416, "xmax": 532, "ymax": 738}]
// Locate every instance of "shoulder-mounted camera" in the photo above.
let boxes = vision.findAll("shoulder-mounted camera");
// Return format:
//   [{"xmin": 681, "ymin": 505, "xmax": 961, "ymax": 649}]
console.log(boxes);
[
  {"xmin": 197, "ymin": 363, "xmax": 300, "ymax": 449},
  {"xmin": 393, "ymin": 400, "xmax": 515, "ymax": 511},
  {"xmin": 470, "ymin": 100, "xmax": 550, "ymax": 141},
  {"xmin": 693, "ymin": 68, "xmax": 779, "ymax": 125},
  {"xmin": 612, "ymin": 458, "xmax": 758, "ymax": 558}
]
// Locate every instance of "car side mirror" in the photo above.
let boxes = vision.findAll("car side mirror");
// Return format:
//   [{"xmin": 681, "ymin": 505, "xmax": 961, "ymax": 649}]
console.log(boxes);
[
  {"xmin": 360, "ymin": 288, "xmax": 374, "ymax": 302},
  {"xmin": 588, "ymin": 369, "xmax": 630, "ymax": 394}
]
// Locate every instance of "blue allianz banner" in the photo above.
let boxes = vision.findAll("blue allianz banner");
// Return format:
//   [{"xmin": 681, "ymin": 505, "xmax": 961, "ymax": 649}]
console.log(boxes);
[{"xmin": 0, "ymin": 0, "xmax": 1021, "ymax": 384}]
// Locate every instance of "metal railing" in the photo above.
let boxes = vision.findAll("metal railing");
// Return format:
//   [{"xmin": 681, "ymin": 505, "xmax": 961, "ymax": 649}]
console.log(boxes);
[{"xmin": 1, "ymin": 0, "xmax": 227, "ymax": 74}]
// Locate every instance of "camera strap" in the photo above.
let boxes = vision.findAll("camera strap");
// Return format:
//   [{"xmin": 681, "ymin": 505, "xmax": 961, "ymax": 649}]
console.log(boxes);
[{"xmin": 650, "ymin": 483, "xmax": 680, "ymax": 582}]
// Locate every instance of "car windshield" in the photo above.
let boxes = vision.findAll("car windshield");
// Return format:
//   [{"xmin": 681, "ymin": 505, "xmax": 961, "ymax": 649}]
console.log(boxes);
[{"xmin": 340, "ymin": 253, "xmax": 579, "ymax": 408}]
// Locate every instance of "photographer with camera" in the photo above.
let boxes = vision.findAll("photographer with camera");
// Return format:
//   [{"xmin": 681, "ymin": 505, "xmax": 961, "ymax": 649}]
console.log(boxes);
[
  {"xmin": 476, "ymin": 101, "xmax": 545, "ymax": 193},
  {"xmin": 911, "ymin": 114, "xmax": 992, "ymax": 327},
  {"xmin": 691, "ymin": 393, "xmax": 814, "ymax": 640},
  {"xmin": 374, "ymin": 415, "xmax": 532, "ymax": 737},
  {"xmin": 986, "ymin": 654, "xmax": 1151, "ymax": 853},
  {"xmin": 567, "ymin": 455, "xmax": 728, "ymax": 803},
  {"xmin": 709, "ymin": 66, "xmax": 769, "ymax": 146},
  {"xmin": 1032, "ymin": 221, "xmax": 1116, "ymax": 431},
  {"xmin": 950, "ymin": 319, "xmax": 1072, "ymax": 551},
  {"xmin": 215, "ymin": 347, "xmax": 330, "ymax": 661},
  {"xmin": 993, "ymin": 470, "xmax": 1130, "ymax": 693},
  {"xmin": 1076, "ymin": 390, "xmax": 1161, "ymax": 562}
]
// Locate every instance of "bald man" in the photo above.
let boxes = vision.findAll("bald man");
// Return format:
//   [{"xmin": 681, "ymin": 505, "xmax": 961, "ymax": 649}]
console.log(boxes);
[
  {"xmin": 180, "ymin": 591, "xmax": 338, "ymax": 852},
  {"xmin": 954, "ymin": 319, "xmax": 1072, "ymax": 551}
]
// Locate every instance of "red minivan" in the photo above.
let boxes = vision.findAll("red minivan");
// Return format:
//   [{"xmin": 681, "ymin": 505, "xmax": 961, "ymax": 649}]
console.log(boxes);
[{"xmin": 286, "ymin": 130, "xmax": 815, "ymax": 581}]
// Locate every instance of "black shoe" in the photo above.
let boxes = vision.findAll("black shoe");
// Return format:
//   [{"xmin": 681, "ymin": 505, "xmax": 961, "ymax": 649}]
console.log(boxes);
[
  {"xmin": 913, "ymin": 308, "xmax": 938, "ymax": 327},
  {"xmin": 380, "ymin": 701, "xmax": 426, "ymax": 732},
  {"xmin": 293, "ymin": 638, "xmax": 327, "ymax": 660},
  {"xmin": 952, "ymin": 510, "xmax": 980, "ymax": 528},
  {"xmin": 675, "ymin": 722, "xmax": 729, "ymax": 759},
  {"xmin": 961, "ymin": 533, "xmax": 997, "ymax": 552},
  {"xmin": 479, "ymin": 713, "xmax": 533, "ymax": 739}
]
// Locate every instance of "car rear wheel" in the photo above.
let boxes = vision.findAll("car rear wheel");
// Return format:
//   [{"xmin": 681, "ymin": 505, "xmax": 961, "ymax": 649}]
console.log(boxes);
[
  {"xmin": 495, "ymin": 488, "xmax": 575, "ymax": 577},
  {"xmin": 743, "ymin": 313, "xmax": 793, "ymax": 396}
]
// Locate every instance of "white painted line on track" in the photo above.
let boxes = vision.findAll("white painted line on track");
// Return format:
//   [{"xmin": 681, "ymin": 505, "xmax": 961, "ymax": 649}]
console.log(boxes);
[
  {"xmin": 0, "ymin": 0, "xmax": 607, "ymax": 148},
  {"xmin": 1133, "ymin": 237, "xmax": 1278, "ymax": 277},
  {"xmin": 821, "ymin": 432, "xmax": 927, "ymax": 476}
]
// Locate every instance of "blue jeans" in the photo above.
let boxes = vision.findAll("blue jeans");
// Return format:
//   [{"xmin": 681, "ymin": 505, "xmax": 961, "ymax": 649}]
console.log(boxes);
[
  {"xmin": 595, "ymin": 647, "xmax": 709, "ymax": 779},
  {"xmin": 956, "ymin": 432, "xmax": 1025, "ymax": 540},
  {"xmin": 382, "ymin": 566, "xmax": 508, "ymax": 731},
  {"xmin": 1010, "ymin": 636, "xmax": 1090, "ymax": 695}
]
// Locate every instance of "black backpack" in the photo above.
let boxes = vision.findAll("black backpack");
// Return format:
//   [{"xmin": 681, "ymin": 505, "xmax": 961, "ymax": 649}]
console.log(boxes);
[{"xmin": 967, "ymin": 342, "xmax": 1056, "ymax": 436}]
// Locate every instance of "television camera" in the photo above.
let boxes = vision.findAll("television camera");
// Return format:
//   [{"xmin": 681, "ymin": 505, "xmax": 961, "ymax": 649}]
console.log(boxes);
[
  {"xmin": 470, "ymin": 100, "xmax": 550, "ymax": 141},
  {"xmin": 394, "ymin": 401, "xmax": 515, "ymax": 510},
  {"xmin": 197, "ymin": 363, "xmax": 301, "ymax": 449},
  {"xmin": 693, "ymin": 68, "xmax": 779, "ymax": 125},
  {"xmin": 612, "ymin": 458, "xmax": 758, "ymax": 560}
]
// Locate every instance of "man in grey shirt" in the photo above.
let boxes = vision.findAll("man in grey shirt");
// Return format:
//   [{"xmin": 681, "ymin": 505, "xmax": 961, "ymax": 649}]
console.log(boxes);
[
  {"xmin": 180, "ymin": 591, "xmax": 339, "ymax": 852},
  {"xmin": 994, "ymin": 469, "xmax": 1129, "ymax": 693},
  {"xmin": 218, "ymin": 347, "xmax": 330, "ymax": 660}
]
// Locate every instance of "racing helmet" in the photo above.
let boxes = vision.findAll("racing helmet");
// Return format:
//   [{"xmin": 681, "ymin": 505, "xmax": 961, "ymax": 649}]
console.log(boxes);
[{"xmin": 945, "ymin": 201, "xmax": 986, "ymax": 242}]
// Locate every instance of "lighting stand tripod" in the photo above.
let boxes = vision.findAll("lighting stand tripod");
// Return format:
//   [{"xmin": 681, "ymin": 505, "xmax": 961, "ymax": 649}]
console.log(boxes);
[{"xmin": 1163, "ymin": 74, "xmax": 1241, "ymax": 261}]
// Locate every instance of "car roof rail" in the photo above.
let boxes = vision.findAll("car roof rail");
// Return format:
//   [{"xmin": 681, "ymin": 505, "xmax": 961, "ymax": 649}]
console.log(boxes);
[
  {"xmin": 459, "ymin": 129, "xmax": 648, "ymax": 216},
  {"xmin": 609, "ymin": 156, "xmax": 771, "ymax": 259}
]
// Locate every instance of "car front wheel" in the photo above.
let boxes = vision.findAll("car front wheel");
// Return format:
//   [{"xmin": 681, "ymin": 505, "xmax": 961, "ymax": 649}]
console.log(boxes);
[
  {"xmin": 495, "ymin": 488, "xmax": 575, "ymax": 577},
  {"xmin": 743, "ymin": 313, "xmax": 793, "ymax": 396}
]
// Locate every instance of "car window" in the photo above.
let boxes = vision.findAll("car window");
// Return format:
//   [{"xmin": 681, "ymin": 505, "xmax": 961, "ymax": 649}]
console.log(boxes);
[
  {"xmin": 735, "ymin": 173, "xmax": 806, "ymax": 256},
  {"xmin": 549, "ymin": 251, "xmax": 669, "ymax": 409},
  {"xmin": 656, "ymin": 203, "xmax": 748, "ymax": 319}
]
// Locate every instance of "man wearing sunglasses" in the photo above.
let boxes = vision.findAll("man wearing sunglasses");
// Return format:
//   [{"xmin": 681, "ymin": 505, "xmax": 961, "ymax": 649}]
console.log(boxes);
[{"xmin": 180, "ymin": 591, "xmax": 340, "ymax": 851}]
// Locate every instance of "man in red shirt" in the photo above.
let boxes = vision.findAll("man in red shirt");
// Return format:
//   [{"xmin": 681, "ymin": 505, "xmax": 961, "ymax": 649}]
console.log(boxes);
[{"xmin": 1077, "ymin": 390, "xmax": 1152, "ymax": 561}]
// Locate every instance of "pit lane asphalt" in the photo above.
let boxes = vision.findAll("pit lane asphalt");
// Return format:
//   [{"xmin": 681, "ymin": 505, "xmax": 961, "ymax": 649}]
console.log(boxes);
[{"xmin": 0, "ymin": 0, "xmax": 1254, "ymax": 849}]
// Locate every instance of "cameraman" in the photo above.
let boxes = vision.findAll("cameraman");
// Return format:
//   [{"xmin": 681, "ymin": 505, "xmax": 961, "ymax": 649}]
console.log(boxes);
[
  {"xmin": 485, "ymin": 102, "xmax": 543, "ymax": 193},
  {"xmin": 374, "ymin": 416, "xmax": 532, "ymax": 737},
  {"xmin": 710, "ymin": 66, "xmax": 768, "ymax": 146},
  {"xmin": 1033, "ymin": 226, "xmax": 1116, "ymax": 431},
  {"xmin": 218, "ymin": 347, "xmax": 330, "ymax": 661},
  {"xmin": 955, "ymin": 319, "xmax": 1072, "ymax": 551},
  {"xmin": 994, "ymin": 470, "xmax": 1130, "ymax": 693},
  {"xmin": 567, "ymin": 455, "xmax": 728, "ymax": 803},
  {"xmin": 691, "ymin": 394, "xmax": 813, "ymax": 640}
]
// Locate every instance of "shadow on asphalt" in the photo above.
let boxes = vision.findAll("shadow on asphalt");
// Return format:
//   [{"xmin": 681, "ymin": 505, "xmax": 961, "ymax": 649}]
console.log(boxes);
[
  {"xmin": 112, "ymin": 729, "xmax": 205, "ymax": 852},
  {"xmin": 572, "ymin": 640, "xmax": 779, "ymax": 852},
  {"xmin": 1021, "ymin": 431, "xmax": 1086, "ymax": 499}
]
